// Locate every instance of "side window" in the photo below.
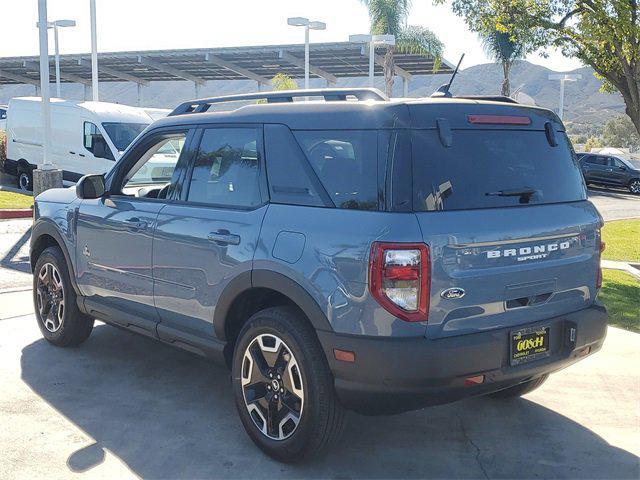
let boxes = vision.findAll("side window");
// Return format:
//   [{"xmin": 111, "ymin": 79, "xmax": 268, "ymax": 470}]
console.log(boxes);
[
  {"xmin": 0, "ymin": 108, "xmax": 6, "ymax": 120},
  {"xmin": 293, "ymin": 130, "xmax": 378, "ymax": 210},
  {"xmin": 83, "ymin": 122, "xmax": 114, "ymax": 160},
  {"xmin": 595, "ymin": 156, "xmax": 607, "ymax": 165},
  {"xmin": 264, "ymin": 124, "xmax": 325, "ymax": 207},
  {"xmin": 585, "ymin": 156, "xmax": 597, "ymax": 164},
  {"xmin": 121, "ymin": 132, "xmax": 186, "ymax": 196},
  {"xmin": 186, "ymin": 127, "xmax": 262, "ymax": 208},
  {"xmin": 612, "ymin": 158, "xmax": 625, "ymax": 168}
]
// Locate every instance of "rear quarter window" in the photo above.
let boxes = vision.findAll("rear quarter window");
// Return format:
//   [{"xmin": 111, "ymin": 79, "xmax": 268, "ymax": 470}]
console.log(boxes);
[
  {"xmin": 412, "ymin": 129, "xmax": 587, "ymax": 211},
  {"xmin": 294, "ymin": 130, "xmax": 378, "ymax": 210}
]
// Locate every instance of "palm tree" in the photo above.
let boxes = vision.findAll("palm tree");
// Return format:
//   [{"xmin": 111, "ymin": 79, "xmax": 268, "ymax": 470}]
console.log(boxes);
[
  {"xmin": 482, "ymin": 29, "xmax": 524, "ymax": 97},
  {"xmin": 360, "ymin": 0, "xmax": 443, "ymax": 97}
]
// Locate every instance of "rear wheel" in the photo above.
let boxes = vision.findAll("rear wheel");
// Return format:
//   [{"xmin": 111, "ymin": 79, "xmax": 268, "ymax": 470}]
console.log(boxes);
[
  {"xmin": 232, "ymin": 306, "xmax": 345, "ymax": 462},
  {"xmin": 33, "ymin": 246, "xmax": 94, "ymax": 347},
  {"xmin": 629, "ymin": 179, "xmax": 640, "ymax": 195},
  {"xmin": 17, "ymin": 165, "xmax": 33, "ymax": 192},
  {"xmin": 489, "ymin": 374, "xmax": 548, "ymax": 399}
]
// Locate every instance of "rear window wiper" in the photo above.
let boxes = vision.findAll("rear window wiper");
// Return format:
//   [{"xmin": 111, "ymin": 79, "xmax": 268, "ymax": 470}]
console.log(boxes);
[
  {"xmin": 485, "ymin": 188, "xmax": 538, "ymax": 197},
  {"xmin": 485, "ymin": 188, "xmax": 539, "ymax": 203}
]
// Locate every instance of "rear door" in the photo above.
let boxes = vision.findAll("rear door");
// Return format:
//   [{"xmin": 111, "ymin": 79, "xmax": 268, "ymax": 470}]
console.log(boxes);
[
  {"xmin": 408, "ymin": 106, "xmax": 601, "ymax": 339},
  {"xmin": 153, "ymin": 125, "xmax": 268, "ymax": 345},
  {"xmin": 607, "ymin": 157, "xmax": 628, "ymax": 185}
]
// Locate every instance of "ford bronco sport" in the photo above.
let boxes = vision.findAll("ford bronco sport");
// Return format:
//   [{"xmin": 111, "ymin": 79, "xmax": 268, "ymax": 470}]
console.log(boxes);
[{"xmin": 30, "ymin": 88, "xmax": 607, "ymax": 462}]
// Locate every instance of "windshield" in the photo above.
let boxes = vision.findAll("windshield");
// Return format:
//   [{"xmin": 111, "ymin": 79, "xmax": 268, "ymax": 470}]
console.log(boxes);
[
  {"xmin": 102, "ymin": 122, "xmax": 149, "ymax": 152},
  {"xmin": 412, "ymin": 129, "xmax": 587, "ymax": 211},
  {"xmin": 619, "ymin": 157, "xmax": 640, "ymax": 170}
]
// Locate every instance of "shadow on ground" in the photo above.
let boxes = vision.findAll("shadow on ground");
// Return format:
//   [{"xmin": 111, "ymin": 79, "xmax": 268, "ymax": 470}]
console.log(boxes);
[
  {"xmin": 21, "ymin": 324, "xmax": 639, "ymax": 479},
  {"xmin": 0, "ymin": 225, "xmax": 31, "ymax": 274},
  {"xmin": 587, "ymin": 186, "xmax": 637, "ymax": 200}
]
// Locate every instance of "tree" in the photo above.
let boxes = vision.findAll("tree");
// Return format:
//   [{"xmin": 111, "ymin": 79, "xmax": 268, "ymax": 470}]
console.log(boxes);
[
  {"xmin": 584, "ymin": 136, "xmax": 603, "ymax": 152},
  {"xmin": 482, "ymin": 28, "xmax": 525, "ymax": 96},
  {"xmin": 441, "ymin": 0, "xmax": 640, "ymax": 135},
  {"xmin": 360, "ymin": 1, "xmax": 443, "ymax": 96},
  {"xmin": 271, "ymin": 73, "xmax": 298, "ymax": 91},
  {"xmin": 602, "ymin": 116, "xmax": 640, "ymax": 148},
  {"xmin": 257, "ymin": 73, "xmax": 298, "ymax": 103}
]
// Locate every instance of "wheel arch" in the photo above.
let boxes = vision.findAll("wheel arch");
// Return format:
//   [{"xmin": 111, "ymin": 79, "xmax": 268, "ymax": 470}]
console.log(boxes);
[
  {"xmin": 30, "ymin": 221, "xmax": 81, "ymax": 295},
  {"xmin": 214, "ymin": 270, "xmax": 333, "ymax": 366}
]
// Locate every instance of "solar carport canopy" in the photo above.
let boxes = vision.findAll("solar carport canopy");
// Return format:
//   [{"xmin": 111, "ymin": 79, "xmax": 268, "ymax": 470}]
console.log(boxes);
[{"xmin": 0, "ymin": 41, "xmax": 453, "ymax": 87}]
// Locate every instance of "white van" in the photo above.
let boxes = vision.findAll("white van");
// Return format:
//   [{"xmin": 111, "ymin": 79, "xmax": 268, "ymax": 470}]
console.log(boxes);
[{"xmin": 4, "ymin": 97, "xmax": 169, "ymax": 190}]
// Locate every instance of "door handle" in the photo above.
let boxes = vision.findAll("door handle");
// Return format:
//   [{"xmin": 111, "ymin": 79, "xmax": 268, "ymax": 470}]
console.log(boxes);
[
  {"xmin": 123, "ymin": 218, "xmax": 148, "ymax": 230},
  {"xmin": 207, "ymin": 231, "xmax": 240, "ymax": 246}
]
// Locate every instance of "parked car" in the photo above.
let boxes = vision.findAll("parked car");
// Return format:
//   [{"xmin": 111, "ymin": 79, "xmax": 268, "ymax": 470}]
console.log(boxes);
[
  {"xmin": 3, "ymin": 97, "xmax": 170, "ymax": 191},
  {"xmin": 579, "ymin": 153, "xmax": 640, "ymax": 194},
  {"xmin": 0, "ymin": 104, "xmax": 7, "ymax": 131},
  {"xmin": 30, "ymin": 88, "xmax": 608, "ymax": 462}
]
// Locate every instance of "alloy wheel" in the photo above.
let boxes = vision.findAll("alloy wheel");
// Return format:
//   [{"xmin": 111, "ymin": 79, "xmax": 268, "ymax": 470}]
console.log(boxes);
[
  {"xmin": 19, "ymin": 172, "xmax": 30, "ymax": 191},
  {"xmin": 630, "ymin": 180, "xmax": 640, "ymax": 194},
  {"xmin": 241, "ymin": 333, "xmax": 304, "ymax": 441},
  {"xmin": 36, "ymin": 262, "xmax": 65, "ymax": 333}
]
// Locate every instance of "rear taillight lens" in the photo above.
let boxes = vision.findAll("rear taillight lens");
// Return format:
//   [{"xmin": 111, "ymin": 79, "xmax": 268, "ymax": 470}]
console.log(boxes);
[
  {"xmin": 369, "ymin": 242, "xmax": 430, "ymax": 322},
  {"xmin": 596, "ymin": 231, "xmax": 605, "ymax": 290}
]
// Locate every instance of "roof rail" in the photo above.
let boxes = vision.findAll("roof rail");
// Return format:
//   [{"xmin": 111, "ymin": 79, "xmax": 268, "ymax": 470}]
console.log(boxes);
[
  {"xmin": 169, "ymin": 88, "xmax": 388, "ymax": 116},
  {"xmin": 453, "ymin": 95, "xmax": 519, "ymax": 104}
]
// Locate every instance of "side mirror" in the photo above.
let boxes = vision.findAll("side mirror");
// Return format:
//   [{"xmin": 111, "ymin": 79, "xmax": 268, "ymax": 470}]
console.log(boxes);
[{"xmin": 76, "ymin": 174, "xmax": 106, "ymax": 199}]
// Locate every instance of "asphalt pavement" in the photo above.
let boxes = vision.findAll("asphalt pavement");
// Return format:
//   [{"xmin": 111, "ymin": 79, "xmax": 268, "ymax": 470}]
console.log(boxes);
[{"xmin": 0, "ymin": 289, "xmax": 638, "ymax": 479}]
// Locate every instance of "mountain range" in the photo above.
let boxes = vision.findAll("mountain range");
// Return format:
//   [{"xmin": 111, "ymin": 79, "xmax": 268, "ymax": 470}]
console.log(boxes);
[{"xmin": 0, "ymin": 60, "xmax": 626, "ymax": 126}]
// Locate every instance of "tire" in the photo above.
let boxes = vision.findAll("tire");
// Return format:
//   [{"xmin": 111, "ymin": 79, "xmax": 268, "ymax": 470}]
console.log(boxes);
[
  {"xmin": 232, "ymin": 306, "xmax": 345, "ymax": 463},
  {"xmin": 629, "ymin": 179, "xmax": 640, "ymax": 195},
  {"xmin": 33, "ymin": 246, "xmax": 94, "ymax": 347},
  {"xmin": 17, "ymin": 164, "xmax": 33, "ymax": 192},
  {"xmin": 489, "ymin": 374, "xmax": 549, "ymax": 399}
]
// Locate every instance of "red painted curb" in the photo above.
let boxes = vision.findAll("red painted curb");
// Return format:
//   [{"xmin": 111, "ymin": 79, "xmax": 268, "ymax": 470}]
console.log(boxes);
[{"xmin": 0, "ymin": 209, "xmax": 33, "ymax": 219}]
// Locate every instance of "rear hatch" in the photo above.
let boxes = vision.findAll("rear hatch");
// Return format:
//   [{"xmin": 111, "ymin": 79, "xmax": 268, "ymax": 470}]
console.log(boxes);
[{"xmin": 408, "ymin": 101, "xmax": 602, "ymax": 339}]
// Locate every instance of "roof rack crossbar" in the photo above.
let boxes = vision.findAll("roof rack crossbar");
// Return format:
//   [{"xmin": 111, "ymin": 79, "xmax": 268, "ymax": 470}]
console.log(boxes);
[{"xmin": 168, "ymin": 88, "xmax": 388, "ymax": 116}]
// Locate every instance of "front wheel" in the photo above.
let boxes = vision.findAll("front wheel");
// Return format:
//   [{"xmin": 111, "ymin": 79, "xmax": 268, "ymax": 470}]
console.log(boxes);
[
  {"xmin": 232, "ymin": 306, "xmax": 345, "ymax": 462},
  {"xmin": 33, "ymin": 246, "xmax": 94, "ymax": 347},
  {"xmin": 629, "ymin": 179, "xmax": 640, "ymax": 195}
]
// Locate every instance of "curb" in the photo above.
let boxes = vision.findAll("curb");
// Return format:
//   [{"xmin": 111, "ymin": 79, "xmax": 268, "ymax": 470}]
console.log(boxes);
[
  {"xmin": 602, "ymin": 260, "xmax": 640, "ymax": 281},
  {"xmin": 0, "ymin": 209, "xmax": 32, "ymax": 219}
]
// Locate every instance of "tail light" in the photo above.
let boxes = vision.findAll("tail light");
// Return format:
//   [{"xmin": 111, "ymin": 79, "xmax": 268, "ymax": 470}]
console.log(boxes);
[
  {"xmin": 596, "ymin": 232, "xmax": 605, "ymax": 290},
  {"xmin": 369, "ymin": 242, "xmax": 430, "ymax": 322}
]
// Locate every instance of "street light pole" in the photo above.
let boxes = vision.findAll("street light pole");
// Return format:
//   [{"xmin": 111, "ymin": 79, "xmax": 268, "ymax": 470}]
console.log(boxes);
[
  {"xmin": 37, "ymin": 0, "xmax": 52, "ymax": 168},
  {"xmin": 90, "ymin": 0, "xmax": 99, "ymax": 101},
  {"xmin": 349, "ymin": 34, "xmax": 396, "ymax": 90},
  {"xmin": 548, "ymin": 73, "xmax": 581, "ymax": 121},
  {"xmin": 368, "ymin": 41, "xmax": 375, "ymax": 87},
  {"xmin": 288, "ymin": 17, "xmax": 326, "ymax": 90},
  {"xmin": 53, "ymin": 24, "xmax": 60, "ymax": 97},
  {"xmin": 304, "ymin": 24, "xmax": 310, "ymax": 91}
]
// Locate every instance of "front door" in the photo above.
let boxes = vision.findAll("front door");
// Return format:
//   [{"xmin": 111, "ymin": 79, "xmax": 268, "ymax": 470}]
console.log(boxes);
[
  {"xmin": 75, "ymin": 128, "xmax": 191, "ymax": 336},
  {"xmin": 153, "ymin": 126, "xmax": 268, "ymax": 344}
]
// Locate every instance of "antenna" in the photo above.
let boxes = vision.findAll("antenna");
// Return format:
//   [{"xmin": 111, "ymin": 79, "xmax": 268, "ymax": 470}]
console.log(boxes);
[{"xmin": 431, "ymin": 53, "xmax": 465, "ymax": 98}]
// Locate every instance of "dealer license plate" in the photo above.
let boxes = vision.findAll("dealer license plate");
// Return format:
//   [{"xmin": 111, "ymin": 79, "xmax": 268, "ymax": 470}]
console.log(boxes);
[{"xmin": 510, "ymin": 326, "xmax": 550, "ymax": 366}]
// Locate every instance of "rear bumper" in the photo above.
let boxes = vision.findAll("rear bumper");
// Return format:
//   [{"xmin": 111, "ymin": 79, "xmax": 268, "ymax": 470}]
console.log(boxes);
[{"xmin": 317, "ymin": 304, "xmax": 607, "ymax": 414}]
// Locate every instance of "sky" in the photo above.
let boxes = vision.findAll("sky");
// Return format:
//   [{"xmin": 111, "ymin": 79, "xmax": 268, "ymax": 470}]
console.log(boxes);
[{"xmin": 0, "ymin": 0, "xmax": 583, "ymax": 72}]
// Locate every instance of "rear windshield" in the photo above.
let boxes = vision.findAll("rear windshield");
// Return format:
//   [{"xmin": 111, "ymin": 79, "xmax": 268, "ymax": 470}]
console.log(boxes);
[{"xmin": 412, "ymin": 129, "xmax": 586, "ymax": 211}]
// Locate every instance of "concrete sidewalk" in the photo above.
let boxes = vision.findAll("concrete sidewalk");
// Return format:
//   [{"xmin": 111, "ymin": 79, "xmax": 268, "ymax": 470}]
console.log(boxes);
[{"xmin": 0, "ymin": 291, "xmax": 638, "ymax": 479}]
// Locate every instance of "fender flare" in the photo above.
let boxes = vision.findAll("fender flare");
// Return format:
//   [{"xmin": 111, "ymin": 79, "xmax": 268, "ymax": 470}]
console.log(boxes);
[
  {"xmin": 30, "ymin": 220, "xmax": 81, "ymax": 296},
  {"xmin": 213, "ymin": 269, "xmax": 333, "ymax": 340}
]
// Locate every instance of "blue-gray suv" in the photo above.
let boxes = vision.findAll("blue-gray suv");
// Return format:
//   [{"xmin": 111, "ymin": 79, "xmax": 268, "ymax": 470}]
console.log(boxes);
[{"xmin": 30, "ymin": 88, "xmax": 608, "ymax": 462}]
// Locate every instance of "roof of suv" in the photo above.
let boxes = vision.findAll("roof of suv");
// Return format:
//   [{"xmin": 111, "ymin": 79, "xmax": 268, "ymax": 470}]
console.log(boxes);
[{"xmin": 151, "ymin": 96, "xmax": 562, "ymax": 132}]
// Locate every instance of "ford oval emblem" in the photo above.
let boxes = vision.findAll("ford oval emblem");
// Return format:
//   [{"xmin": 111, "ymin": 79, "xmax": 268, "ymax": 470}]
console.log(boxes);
[{"xmin": 441, "ymin": 287, "xmax": 466, "ymax": 300}]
